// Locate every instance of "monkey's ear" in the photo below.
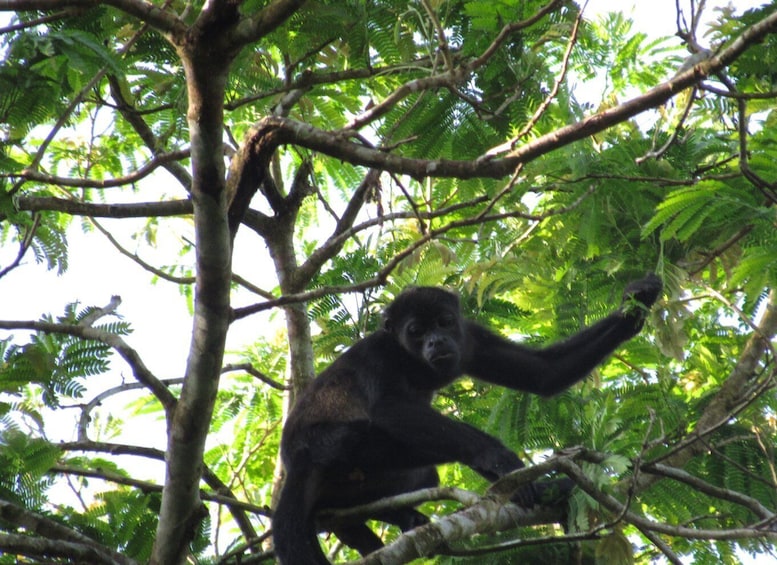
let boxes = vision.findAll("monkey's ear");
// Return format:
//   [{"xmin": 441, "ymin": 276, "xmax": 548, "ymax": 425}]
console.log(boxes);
[{"xmin": 382, "ymin": 315, "xmax": 394, "ymax": 332}]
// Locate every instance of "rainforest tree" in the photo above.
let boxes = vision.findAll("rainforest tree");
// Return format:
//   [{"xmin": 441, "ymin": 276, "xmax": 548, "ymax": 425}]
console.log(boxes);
[{"xmin": 0, "ymin": 1, "xmax": 776, "ymax": 564}]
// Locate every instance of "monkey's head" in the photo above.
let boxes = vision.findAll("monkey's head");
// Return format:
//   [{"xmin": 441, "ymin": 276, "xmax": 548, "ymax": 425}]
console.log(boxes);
[{"xmin": 383, "ymin": 287, "xmax": 465, "ymax": 379}]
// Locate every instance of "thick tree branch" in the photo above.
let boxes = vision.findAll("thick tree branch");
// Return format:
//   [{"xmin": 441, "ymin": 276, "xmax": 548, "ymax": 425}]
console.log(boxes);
[
  {"xmin": 0, "ymin": 0, "xmax": 188, "ymax": 36},
  {"xmin": 356, "ymin": 497, "xmax": 561, "ymax": 564},
  {"xmin": 0, "ymin": 533, "xmax": 131, "ymax": 565},
  {"xmin": 60, "ymin": 440, "xmax": 166, "ymax": 461},
  {"xmin": 237, "ymin": 9, "xmax": 777, "ymax": 181},
  {"xmin": 321, "ymin": 487, "xmax": 480, "ymax": 526},
  {"xmin": 99, "ymin": 1, "xmax": 186, "ymax": 35},
  {"xmin": 0, "ymin": 500, "xmax": 135, "ymax": 565},
  {"xmin": 349, "ymin": 442, "xmax": 777, "ymax": 564},
  {"xmin": 152, "ymin": 11, "xmax": 238, "ymax": 557},
  {"xmin": 354, "ymin": 453, "xmax": 577, "ymax": 564}
]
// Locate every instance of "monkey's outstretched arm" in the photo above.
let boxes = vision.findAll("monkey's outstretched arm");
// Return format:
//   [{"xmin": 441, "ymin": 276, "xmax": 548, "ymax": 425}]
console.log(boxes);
[{"xmin": 464, "ymin": 274, "xmax": 662, "ymax": 396}]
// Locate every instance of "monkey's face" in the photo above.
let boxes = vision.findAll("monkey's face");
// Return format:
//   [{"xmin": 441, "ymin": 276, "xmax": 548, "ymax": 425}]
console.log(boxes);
[
  {"xmin": 383, "ymin": 287, "xmax": 466, "ymax": 379},
  {"xmin": 396, "ymin": 310, "xmax": 464, "ymax": 377}
]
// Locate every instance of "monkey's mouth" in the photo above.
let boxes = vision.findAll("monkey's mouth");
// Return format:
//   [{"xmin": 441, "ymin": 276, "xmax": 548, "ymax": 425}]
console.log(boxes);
[
  {"xmin": 430, "ymin": 352, "xmax": 455, "ymax": 363},
  {"xmin": 429, "ymin": 352, "xmax": 459, "ymax": 373}
]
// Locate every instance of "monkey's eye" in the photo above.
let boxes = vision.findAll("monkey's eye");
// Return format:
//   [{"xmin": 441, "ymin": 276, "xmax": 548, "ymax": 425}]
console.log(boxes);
[{"xmin": 406, "ymin": 322, "xmax": 424, "ymax": 338}]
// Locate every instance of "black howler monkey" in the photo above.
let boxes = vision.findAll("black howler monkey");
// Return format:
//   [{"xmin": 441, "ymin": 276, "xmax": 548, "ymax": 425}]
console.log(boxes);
[{"xmin": 273, "ymin": 274, "xmax": 662, "ymax": 564}]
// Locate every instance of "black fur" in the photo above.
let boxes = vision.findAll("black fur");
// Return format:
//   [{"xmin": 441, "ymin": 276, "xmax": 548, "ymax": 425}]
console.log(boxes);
[{"xmin": 273, "ymin": 274, "xmax": 662, "ymax": 564}]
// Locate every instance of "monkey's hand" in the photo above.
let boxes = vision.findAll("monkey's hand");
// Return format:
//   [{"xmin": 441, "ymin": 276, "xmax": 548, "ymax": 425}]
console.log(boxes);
[
  {"xmin": 510, "ymin": 478, "xmax": 574, "ymax": 508},
  {"xmin": 622, "ymin": 273, "xmax": 662, "ymax": 308},
  {"xmin": 620, "ymin": 273, "xmax": 662, "ymax": 333},
  {"xmin": 510, "ymin": 482, "xmax": 540, "ymax": 508}
]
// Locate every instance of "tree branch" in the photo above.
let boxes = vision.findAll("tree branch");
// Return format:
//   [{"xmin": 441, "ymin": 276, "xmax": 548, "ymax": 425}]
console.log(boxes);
[
  {"xmin": 15, "ymin": 196, "xmax": 192, "ymax": 218},
  {"xmin": 50, "ymin": 464, "xmax": 271, "ymax": 517},
  {"xmin": 224, "ymin": 54, "xmax": 442, "ymax": 113},
  {"xmin": 558, "ymin": 457, "xmax": 777, "ymax": 542},
  {"xmin": 232, "ymin": 186, "xmax": 594, "ymax": 318},
  {"xmin": 484, "ymin": 2, "xmax": 583, "ymax": 156},
  {"xmin": 0, "ymin": 533, "xmax": 132, "ymax": 565},
  {"xmin": 0, "ymin": 499, "xmax": 136, "ymax": 565},
  {"xmin": 222, "ymin": 363, "xmax": 288, "ymax": 390},
  {"xmin": 642, "ymin": 463, "xmax": 774, "ymax": 520},
  {"xmin": 0, "ymin": 8, "xmax": 76, "ymax": 32},
  {"xmin": 73, "ymin": 378, "xmax": 183, "ymax": 442},
  {"xmin": 320, "ymin": 487, "xmax": 480, "ymax": 525},
  {"xmin": 354, "ymin": 452, "xmax": 579, "ymax": 564},
  {"xmin": 232, "ymin": 0, "xmax": 307, "ymax": 46},
  {"xmin": 633, "ymin": 290, "xmax": 777, "ymax": 492},
  {"xmin": 107, "ymin": 74, "xmax": 193, "ymax": 191},
  {"xmin": 0, "ymin": 212, "xmax": 40, "ymax": 279},
  {"xmin": 0, "ymin": 320, "xmax": 177, "ymax": 411},
  {"xmin": 59, "ymin": 439, "xmax": 270, "ymax": 542},
  {"xmin": 102, "ymin": 0, "xmax": 187, "ymax": 36},
  {"xmin": 236, "ymin": 9, "xmax": 777, "ymax": 181},
  {"xmin": 346, "ymin": 0, "xmax": 562, "ymax": 131},
  {"xmin": 294, "ymin": 169, "xmax": 380, "ymax": 284},
  {"xmin": 88, "ymin": 217, "xmax": 196, "ymax": 285},
  {"xmin": 356, "ymin": 496, "xmax": 562, "ymax": 564},
  {"xmin": 6, "ymin": 149, "xmax": 190, "ymax": 189}
]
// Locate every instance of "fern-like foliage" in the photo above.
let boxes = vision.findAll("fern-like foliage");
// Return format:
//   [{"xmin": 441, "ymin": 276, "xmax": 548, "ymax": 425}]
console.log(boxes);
[
  {"xmin": 0, "ymin": 430, "xmax": 58, "ymax": 508},
  {"xmin": 1, "ymin": 302, "xmax": 130, "ymax": 408},
  {"xmin": 56, "ymin": 488, "xmax": 162, "ymax": 561}
]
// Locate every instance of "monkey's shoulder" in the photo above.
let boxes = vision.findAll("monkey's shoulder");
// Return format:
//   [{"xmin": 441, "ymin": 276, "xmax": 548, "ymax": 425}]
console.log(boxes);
[
  {"xmin": 301, "ymin": 331, "xmax": 430, "ymax": 400},
  {"xmin": 323, "ymin": 330, "xmax": 415, "ymax": 378}
]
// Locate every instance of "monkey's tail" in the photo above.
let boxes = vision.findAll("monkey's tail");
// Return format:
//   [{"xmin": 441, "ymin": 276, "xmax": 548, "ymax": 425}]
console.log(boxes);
[{"xmin": 272, "ymin": 454, "xmax": 330, "ymax": 565}]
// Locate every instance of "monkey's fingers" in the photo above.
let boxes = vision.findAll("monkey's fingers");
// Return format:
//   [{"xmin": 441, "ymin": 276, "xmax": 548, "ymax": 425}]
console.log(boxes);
[{"xmin": 622, "ymin": 273, "xmax": 662, "ymax": 308}]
